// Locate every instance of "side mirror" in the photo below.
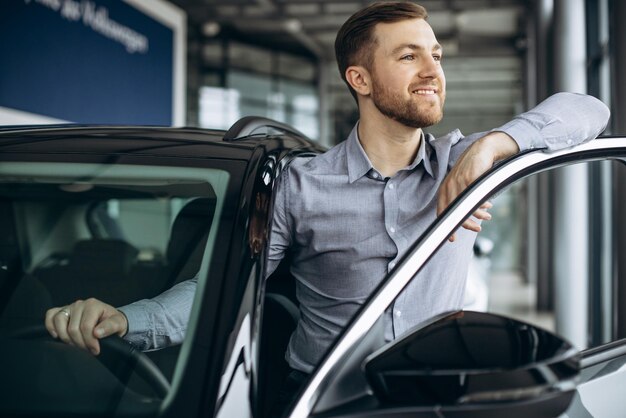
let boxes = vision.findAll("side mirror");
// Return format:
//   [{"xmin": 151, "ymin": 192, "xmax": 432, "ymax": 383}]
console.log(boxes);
[{"xmin": 364, "ymin": 311, "xmax": 580, "ymax": 418}]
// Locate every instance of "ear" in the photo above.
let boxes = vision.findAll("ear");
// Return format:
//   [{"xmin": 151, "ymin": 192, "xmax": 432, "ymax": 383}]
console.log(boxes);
[{"xmin": 345, "ymin": 65, "xmax": 372, "ymax": 97}]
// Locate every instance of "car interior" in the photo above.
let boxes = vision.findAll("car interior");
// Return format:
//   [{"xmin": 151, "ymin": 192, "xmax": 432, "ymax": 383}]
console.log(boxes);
[
  {"xmin": 0, "ymin": 164, "xmax": 225, "ymax": 413},
  {"xmin": 260, "ymin": 252, "xmax": 300, "ymax": 417}
]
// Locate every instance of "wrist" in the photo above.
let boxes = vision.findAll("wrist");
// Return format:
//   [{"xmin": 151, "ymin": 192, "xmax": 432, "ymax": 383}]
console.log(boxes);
[
  {"xmin": 117, "ymin": 309, "xmax": 129, "ymax": 337},
  {"xmin": 477, "ymin": 131, "xmax": 519, "ymax": 162}
]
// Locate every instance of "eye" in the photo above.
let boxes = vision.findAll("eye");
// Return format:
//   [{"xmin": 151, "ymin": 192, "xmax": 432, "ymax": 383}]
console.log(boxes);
[
  {"xmin": 433, "ymin": 54, "xmax": 442, "ymax": 62},
  {"xmin": 400, "ymin": 54, "xmax": 415, "ymax": 61}
]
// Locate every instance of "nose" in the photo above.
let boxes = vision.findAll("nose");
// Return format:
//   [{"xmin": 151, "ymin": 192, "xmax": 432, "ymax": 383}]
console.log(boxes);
[{"xmin": 419, "ymin": 56, "xmax": 442, "ymax": 79}]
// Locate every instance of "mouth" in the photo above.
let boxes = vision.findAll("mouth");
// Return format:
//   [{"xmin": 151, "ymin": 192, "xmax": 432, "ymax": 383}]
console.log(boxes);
[{"xmin": 412, "ymin": 88, "xmax": 438, "ymax": 95}]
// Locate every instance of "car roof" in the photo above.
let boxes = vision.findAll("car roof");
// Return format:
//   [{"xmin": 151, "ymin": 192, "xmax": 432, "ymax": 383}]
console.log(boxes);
[{"xmin": 0, "ymin": 125, "xmax": 321, "ymax": 160}]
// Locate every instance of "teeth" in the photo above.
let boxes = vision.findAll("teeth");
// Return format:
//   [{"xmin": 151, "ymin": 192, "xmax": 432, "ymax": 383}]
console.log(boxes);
[{"xmin": 414, "ymin": 89, "xmax": 436, "ymax": 95}]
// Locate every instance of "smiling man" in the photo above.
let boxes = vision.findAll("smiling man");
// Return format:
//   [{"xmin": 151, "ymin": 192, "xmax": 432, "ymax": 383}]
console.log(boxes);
[
  {"xmin": 265, "ymin": 1, "xmax": 609, "ymax": 415},
  {"xmin": 45, "ymin": 2, "xmax": 610, "ymax": 417}
]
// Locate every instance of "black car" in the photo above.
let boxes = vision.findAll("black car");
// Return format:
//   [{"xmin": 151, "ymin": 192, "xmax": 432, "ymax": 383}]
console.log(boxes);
[{"xmin": 0, "ymin": 118, "xmax": 623, "ymax": 418}]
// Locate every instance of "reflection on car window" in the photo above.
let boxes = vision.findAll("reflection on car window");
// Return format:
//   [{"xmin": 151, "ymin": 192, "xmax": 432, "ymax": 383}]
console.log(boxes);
[
  {"xmin": 463, "ymin": 160, "xmax": 619, "ymax": 351},
  {"xmin": 0, "ymin": 162, "xmax": 230, "ymax": 415}
]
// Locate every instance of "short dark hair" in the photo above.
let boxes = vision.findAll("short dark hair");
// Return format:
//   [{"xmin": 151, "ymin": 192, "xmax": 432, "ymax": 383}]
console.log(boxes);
[{"xmin": 334, "ymin": 2, "xmax": 428, "ymax": 101}]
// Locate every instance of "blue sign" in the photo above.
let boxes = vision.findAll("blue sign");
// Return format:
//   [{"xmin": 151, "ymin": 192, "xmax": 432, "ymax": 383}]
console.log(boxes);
[{"xmin": 0, "ymin": 0, "xmax": 175, "ymax": 125}]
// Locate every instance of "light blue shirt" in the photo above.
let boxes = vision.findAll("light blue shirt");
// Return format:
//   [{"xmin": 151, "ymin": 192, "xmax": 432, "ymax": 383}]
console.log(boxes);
[{"xmin": 120, "ymin": 93, "xmax": 610, "ymax": 371}]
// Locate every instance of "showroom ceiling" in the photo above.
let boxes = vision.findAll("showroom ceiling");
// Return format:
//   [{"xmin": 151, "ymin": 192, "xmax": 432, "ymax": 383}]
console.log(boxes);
[
  {"xmin": 169, "ymin": 0, "xmax": 529, "ymax": 60},
  {"xmin": 169, "ymin": 0, "xmax": 532, "ymax": 139}
]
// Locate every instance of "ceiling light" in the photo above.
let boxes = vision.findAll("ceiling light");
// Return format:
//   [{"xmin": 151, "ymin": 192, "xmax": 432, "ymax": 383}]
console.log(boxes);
[
  {"xmin": 202, "ymin": 22, "xmax": 221, "ymax": 37},
  {"xmin": 284, "ymin": 19, "xmax": 302, "ymax": 33}
]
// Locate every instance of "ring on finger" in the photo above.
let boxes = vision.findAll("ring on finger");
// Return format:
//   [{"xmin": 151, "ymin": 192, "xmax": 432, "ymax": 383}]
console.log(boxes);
[{"xmin": 59, "ymin": 307, "xmax": 71, "ymax": 318}]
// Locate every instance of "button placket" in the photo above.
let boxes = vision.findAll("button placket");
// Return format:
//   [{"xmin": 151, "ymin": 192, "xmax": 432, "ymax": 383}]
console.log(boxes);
[{"xmin": 384, "ymin": 179, "xmax": 399, "ymax": 240}]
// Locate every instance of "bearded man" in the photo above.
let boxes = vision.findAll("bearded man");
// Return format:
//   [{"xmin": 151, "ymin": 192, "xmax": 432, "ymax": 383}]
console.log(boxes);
[{"xmin": 45, "ymin": 2, "xmax": 610, "ymax": 417}]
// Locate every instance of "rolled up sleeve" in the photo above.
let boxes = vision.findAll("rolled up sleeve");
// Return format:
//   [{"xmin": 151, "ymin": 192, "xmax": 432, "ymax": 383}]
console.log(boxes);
[{"xmin": 493, "ymin": 92, "xmax": 610, "ymax": 152}]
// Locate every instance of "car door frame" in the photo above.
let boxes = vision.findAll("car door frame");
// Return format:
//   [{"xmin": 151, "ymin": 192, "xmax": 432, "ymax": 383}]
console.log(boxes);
[{"xmin": 286, "ymin": 136, "xmax": 626, "ymax": 418}]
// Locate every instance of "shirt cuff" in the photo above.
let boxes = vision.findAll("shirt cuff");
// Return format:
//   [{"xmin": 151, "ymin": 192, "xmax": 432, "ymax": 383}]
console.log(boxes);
[
  {"xmin": 491, "ymin": 117, "xmax": 543, "ymax": 152},
  {"xmin": 118, "ymin": 301, "xmax": 150, "ymax": 347}
]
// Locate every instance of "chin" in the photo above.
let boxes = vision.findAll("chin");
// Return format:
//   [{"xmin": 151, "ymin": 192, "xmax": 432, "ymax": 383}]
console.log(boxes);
[{"xmin": 414, "ymin": 109, "xmax": 443, "ymax": 128}]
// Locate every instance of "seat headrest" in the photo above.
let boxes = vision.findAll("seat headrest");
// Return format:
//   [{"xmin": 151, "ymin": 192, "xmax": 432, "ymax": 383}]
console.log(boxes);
[
  {"xmin": 166, "ymin": 198, "xmax": 216, "ymax": 268},
  {"xmin": 70, "ymin": 239, "xmax": 139, "ymax": 277}
]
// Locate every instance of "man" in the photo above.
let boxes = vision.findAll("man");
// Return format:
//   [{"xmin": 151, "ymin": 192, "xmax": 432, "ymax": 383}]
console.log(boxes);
[{"xmin": 46, "ymin": 0, "xmax": 609, "ymax": 402}]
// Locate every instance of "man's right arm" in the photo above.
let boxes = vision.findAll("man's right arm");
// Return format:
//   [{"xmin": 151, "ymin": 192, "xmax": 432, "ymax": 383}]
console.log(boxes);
[
  {"xmin": 46, "ymin": 164, "xmax": 296, "ymax": 353},
  {"xmin": 117, "ymin": 164, "xmax": 302, "ymax": 346},
  {"xmin": 118, "ymin": 166, "xmax": 296, "ymax": 349},
  {"xmin": 118, "ymin": 277, "xmax": 197, "ymax": 351},
  {"xmin": 45, "ymin": 277, "xmax": 198, "ymax": 354}
]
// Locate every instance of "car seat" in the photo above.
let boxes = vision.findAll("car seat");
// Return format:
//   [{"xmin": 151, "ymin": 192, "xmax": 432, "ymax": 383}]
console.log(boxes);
[
  {"xmin": 163, "ymin": 197, "xmax": 216, "ymax": 288},
  {"xmin": 38, "ymin": 239, "xmax": 140, "ymax": 307},
  {"xmin": 0, "ymin": 199, "xmax": 52, "ymax": 332},
  {"xmin": 258, "ymin": 292, "xmax": 299, "ymax": 418},
  {"xmin": 143, "ymin": 197, "xmax": 216, "ymax": 381},
  {"xmin": 259, "ymin": 251, "xmax": 301, "ymax": 417}
]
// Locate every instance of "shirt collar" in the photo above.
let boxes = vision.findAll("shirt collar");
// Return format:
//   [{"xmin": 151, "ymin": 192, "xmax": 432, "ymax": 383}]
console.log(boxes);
[
  {"xmin": 346, "ymin": 123, "xmax": 374, "ymax": 183},
  {"xmin": 411, "ymin": 132, "xmax": 435, "ymax": 178},
  {"xmin": 346, "ymin": 123, "xmax": 435, "ymax": 183}
]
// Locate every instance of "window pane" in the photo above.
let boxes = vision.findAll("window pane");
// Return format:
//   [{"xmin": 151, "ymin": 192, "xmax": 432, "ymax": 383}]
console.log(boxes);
[{"xmin": 0, "ymin": 161, "xmax": 230, "ymax": 415}]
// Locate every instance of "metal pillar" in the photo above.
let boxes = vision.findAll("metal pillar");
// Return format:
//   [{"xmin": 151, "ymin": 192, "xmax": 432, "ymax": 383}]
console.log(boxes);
[
  {"xmin": 552, "ymin": 0, "xmax": 589, "ymax": 349},
  {"xmin": 611, "ymin": 0, "xmax": 626, "ymax": 339},
  {"xmin": 530, "ymin": 0, "xmax": 555, "ymax": 313},
  {"xmin": 586, "ymin": 0, "xmax": 613, "ymax": 347}
]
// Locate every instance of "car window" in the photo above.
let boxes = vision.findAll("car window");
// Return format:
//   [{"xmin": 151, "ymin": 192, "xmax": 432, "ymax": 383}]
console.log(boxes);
[
  {"xmin": 482, "ymin": 159, "xmax": 618, "ymax": 350},
  {"xmin": 0, "ymin": 161, "xmax": 230, "ymax": 416}
]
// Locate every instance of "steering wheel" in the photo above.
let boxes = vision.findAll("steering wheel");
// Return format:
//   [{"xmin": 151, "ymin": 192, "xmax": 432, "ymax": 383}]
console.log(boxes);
[{"xmin": 11, "ymin": 324, "xmax": 170, "ymax": 398}]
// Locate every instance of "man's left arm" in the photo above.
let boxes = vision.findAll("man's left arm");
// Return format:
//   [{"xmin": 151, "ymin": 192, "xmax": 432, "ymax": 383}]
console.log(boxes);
[
  {"xmin": 438, "ymin": 92, "xmax": 610, "ymax": 239},
  {"xmin": 492, "ymin": 92, "xmax": 610, "ymax": 152}
]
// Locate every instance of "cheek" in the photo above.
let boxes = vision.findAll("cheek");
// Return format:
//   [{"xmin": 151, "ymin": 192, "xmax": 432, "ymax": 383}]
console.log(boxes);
[
  {"xmin": 391, "ymin": 69, "xmax": 416, "ymax": 92},
  {"xmin": 439, "ymin": 69, "xmax": 446, "ymax": 88}
]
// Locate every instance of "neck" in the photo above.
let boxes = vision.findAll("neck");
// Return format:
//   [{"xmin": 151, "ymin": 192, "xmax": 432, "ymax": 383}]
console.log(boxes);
[{"xmin": 357, "ymin": 112, "xmax": 422, "ymax": 178}]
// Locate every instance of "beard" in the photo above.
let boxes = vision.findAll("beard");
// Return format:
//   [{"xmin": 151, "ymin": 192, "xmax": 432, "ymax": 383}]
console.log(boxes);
[{"xmin": 370, "ymin": 74, "xmax": 445, "ymax": 129}]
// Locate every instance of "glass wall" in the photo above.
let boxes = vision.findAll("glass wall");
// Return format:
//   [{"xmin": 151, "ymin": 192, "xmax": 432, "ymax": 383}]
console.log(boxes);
[{"xmin": 197, "ymin": 41, "xmax": 320, "ymax": 140}]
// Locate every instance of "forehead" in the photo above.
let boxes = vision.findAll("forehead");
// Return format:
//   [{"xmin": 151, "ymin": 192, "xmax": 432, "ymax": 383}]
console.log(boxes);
[{"xmin": 372, "ymin": 18, "xmax": 440, "ymax": 53}]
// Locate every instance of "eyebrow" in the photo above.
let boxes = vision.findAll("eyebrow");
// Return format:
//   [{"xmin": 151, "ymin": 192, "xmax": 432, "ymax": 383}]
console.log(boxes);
[{"xmin": 391, "ymin": 43, "xmax": 443, "ymax": 55}]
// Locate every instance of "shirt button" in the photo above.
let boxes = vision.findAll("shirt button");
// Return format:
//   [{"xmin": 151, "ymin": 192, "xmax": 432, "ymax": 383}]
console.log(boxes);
[
  {"xmin": 372, "ymin": 172, "xmax": 379, "ymax": 179},
  {"xmin": 389, "ymin": 227, "xmax": 396, "ymax": 234},
  {"xmin": 567, "ymin": 139, "xmax": 573, "ymax": 145},
  {"xmin": 395, "ymin": 310, "xmax": 402, "ymax": 317},
  {"xmin": 388, "ymin": 183, "xmax": 395, "ymax": 189}
]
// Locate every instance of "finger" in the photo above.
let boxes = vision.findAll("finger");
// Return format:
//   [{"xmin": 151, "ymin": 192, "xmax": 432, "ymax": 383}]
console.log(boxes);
[
  {"xmin": 472, "ymin": 209, "xmax": 492, "ymax": 221},
  {"xmin": 80, "ymin": 301, "xmax": 103, "ymax": 355},
  {"xmin": 480, "ymin": 201, "xmax": 493, "ymax": 210},
  {"xmin": 94, "ymin": 315, "xmax": 125, "ymax": 340},
  {"xmin": 462, "ymin": 218, "xmax": 482, "ymax": 233},
  {"xmin": 53, "ymin": 306, "xmax": 72, "ymax": 344},
  {"xmin": 45, "ymin": 307, "xmax": 62, "ymax": 339},
  {"xmin": 448, "ymin": 233, "xmax": 456, "ymax": 242},
  {"xmin": 67, "ymin": 301, "xmax": 88, "ymax": 350}
]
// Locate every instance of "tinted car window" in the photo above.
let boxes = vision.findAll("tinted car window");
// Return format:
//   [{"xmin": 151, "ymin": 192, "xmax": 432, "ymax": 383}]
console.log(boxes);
[
  {"xmin": 484, "ymin": 160, "xmax": 618, "ymax": 350},
  {"xmin": 0, "ymin": 161, "xmax": 230, "ymax": 415}
]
